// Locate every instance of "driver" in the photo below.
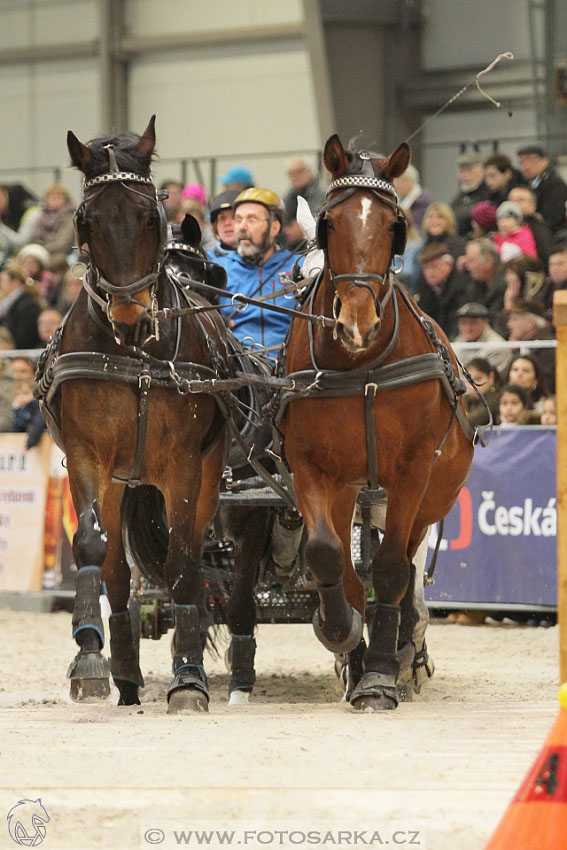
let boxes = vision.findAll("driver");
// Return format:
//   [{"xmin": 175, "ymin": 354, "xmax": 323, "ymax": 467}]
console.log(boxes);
[{"xmin": 212, "ymin": 188, "xmax": 299, "ymax": 351}]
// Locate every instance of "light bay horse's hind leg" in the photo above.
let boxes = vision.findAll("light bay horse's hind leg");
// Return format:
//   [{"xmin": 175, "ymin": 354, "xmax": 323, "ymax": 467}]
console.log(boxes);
[
  {"xmin": 405, "ymin": 523, "xmax": 436, "ymax": 694},
  {"xmin": 65, "ymin": 450, "xmax": 113, "ymax": 702},
  {"xmin": 165, "ymin": 436, "xmax": 226, "ymax": 714},
  {"xmin": 101, "ymin": 483, "xmax": 144, "ymax": 706}
]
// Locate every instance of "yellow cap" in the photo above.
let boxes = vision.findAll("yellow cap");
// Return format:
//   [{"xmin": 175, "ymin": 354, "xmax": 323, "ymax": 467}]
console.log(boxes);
[{"xmin": 559, "ymin": 682, "xmax": 567, "ymax": 710}]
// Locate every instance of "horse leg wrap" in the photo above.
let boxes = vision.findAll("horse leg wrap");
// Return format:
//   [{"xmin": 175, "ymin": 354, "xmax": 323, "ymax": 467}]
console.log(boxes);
[
  {"xmin": 228, "ymin": 634, "xmax": 257, "ymax": 695},
  {"xmin": 364, "ymin": 602, "xmax": 401, "ymax": 675},
  {"xmin": 393, "ymin": 641, "xmax": 416, "ymax": 703},
  {"xmin": 109, "ymin": 611, "xmax": 144, "ymax": 688},
  {"xmin": 350, "ymin": 603, "xmax": 401, "ymax": 710},
  {"xmin": 313, "ymin": 583, "xmax": 363, "ymax": 653},
  {"xmin": 271, "ymin": 509, "xmax": 304, "ymax": 571},
  {"xmin": 168, "ymin": 604, "xmax": 209, "ymax": 703},
  {"xmin": 72, "ymin": 566, "xmax": 104, "ymax": 648}
]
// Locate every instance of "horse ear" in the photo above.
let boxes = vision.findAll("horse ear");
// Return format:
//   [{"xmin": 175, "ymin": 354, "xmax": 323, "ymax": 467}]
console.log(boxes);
[
  {"xmin": 180, "ymin": 213, "xmax": 202, "ymax": 246},
  {"xmin": 380, "ymin": 143, "xmax": 411, "ymax": 181},
  {"xmin": 323, "ymin": 134, "xmax": 349, "ymax": 176},
  {"xmin": 136, "ymin": 115, "xmax": 157, "ymax": 164},
  {"xmin": 207, "ymin": 262, "xmax": 227, "ymax": 290},
  {"xmin": 67, "ymin": 131, "xmax": 92, "ymax": 173}
]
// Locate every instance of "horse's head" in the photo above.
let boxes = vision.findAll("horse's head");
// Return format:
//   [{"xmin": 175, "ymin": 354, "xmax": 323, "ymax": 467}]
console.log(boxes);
[
  {"xmin": 67, "ymin": 115, "xmax": 166, "ymax": 348},
  {"xmin": 320, "ymin": 134, "xmax": 410, "ymax": 353}
]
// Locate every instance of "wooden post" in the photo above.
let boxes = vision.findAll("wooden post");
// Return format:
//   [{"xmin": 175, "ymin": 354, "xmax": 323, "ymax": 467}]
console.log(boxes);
[{"xmin": 553, "ymin": 291, "xmax": 567, "ymax": 684}]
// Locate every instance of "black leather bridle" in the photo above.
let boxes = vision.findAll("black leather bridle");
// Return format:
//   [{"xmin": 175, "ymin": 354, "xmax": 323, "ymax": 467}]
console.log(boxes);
[{"xmin": 74, "ymin": 145, "xmax": 168, "ymax": 340}]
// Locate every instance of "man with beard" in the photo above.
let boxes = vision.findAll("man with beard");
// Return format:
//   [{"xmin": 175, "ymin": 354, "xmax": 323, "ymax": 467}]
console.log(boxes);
[{"xmin": 213, "ymin": 188, "xmax": 298, "ymax": 350}]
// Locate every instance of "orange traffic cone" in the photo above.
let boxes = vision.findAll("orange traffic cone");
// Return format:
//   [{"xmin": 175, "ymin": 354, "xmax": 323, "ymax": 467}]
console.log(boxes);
[{"xmin": 485, "ymin": 683, "xmax": 567, "ymax": 849}]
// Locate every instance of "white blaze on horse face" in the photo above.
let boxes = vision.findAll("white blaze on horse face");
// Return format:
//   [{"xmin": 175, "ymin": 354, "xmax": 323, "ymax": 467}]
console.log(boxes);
[{"xmin": 359, "ymin": 197, "xmax": 372, "ymax": 230}]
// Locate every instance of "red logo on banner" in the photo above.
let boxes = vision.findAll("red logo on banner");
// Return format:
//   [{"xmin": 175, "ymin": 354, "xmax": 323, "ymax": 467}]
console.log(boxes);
[{"xmin": 450, "ymin": 487, "xmax": 473, "ymax": 550}]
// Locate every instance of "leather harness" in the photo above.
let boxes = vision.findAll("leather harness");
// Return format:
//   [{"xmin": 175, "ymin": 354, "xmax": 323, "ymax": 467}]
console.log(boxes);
[{"xmin": 36, "ymin": 155, "xmax": 477, "ymax": 499}]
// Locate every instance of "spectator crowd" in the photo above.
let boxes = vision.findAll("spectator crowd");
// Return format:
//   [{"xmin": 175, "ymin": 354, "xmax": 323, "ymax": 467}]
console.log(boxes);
[
  {"xmin": 395, "ymin": 144, "xmax": 566, "ymax": 427},
  {"xmin": 1, "ymin": 142, "xmax": 566, "ymax": 443}
]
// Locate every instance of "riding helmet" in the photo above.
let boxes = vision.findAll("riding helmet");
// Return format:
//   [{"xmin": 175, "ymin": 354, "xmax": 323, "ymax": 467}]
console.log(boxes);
[{"xmin": 233, "ymin": 188, "xmax": 285, "ymax": 224}]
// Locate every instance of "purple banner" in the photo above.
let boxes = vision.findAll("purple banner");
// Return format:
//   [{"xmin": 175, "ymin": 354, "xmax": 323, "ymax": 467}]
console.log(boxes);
[{"xmin": 424, "ymin": 428, "xmax": 557, "ymax": 607}]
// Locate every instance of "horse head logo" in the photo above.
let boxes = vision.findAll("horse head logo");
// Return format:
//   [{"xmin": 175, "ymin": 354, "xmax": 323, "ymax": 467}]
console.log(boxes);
[{"xmin": 7, "ymin": 799, "xmax": 50, "ymax": 847}]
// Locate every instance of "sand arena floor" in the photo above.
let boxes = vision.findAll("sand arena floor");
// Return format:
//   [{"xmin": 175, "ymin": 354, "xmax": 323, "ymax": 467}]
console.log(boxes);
[{"xmin": 0, "ymin": 608, "xmax": 558, "ymax": 850}]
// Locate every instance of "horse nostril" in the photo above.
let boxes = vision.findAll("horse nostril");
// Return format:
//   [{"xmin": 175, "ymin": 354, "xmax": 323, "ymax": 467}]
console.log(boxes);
[
  {"xmin": 336, "ymin": 321, "xmax": 354, "ymax": 342},
  {"xmin": 363, "ymin": 320, "xmax": 380, "ymax": 348}
]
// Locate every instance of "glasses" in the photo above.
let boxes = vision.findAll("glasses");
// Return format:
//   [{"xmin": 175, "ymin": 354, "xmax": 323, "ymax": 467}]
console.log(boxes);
[{"xmin": 234, "ymin": 214, "xmax": 269, "ymax": 227}]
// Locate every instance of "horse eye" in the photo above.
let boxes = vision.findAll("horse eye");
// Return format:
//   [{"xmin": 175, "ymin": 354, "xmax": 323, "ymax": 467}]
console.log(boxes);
[{"xmin": 146, "ymin": 213, "xmax": 157, "ymax": 228}]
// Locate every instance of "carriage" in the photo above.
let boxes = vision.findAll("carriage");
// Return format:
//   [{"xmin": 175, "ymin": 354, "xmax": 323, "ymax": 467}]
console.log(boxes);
[{"xmin": 35, "ymin": 118, "xmax": 474, "ymax": 714}]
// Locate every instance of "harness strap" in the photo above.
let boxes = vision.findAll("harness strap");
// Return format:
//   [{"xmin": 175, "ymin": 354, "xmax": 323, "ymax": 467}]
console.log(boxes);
[
  {"xmin": 226, "ymin": 418, "xmax": 295, "ymax": 507},
  {"xmin": 364, "ymin": 382, "xmax": 379, "ymax": 490},
  {"xmin": 268, "ymin": 427, "xmax": 298, "ymax": 505},
  {"xmin": 122, "ymin": 367, "xmax": 152, "ymax": 488}
]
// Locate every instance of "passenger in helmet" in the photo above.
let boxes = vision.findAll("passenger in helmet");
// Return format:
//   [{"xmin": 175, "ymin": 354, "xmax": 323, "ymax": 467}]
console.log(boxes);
[{"xmin": 207, "ymin": 189, "xmax": 240, "ymax": 258}]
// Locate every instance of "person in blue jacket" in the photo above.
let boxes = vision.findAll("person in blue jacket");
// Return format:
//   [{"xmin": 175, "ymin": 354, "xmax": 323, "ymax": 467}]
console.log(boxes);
[{"xmin": 212, "ymin": 188, "xmax": 299, "ymax": 351}]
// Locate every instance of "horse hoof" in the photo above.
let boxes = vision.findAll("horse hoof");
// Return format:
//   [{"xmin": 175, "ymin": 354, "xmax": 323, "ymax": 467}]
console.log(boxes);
[
  {"xmin": 69, "ymin": 677, "xmax": 111, "ymax": 702},
  {"xmin": 350, "ymin": 692, "xmax": 397, "ymax": 712},
  {"xmin": 228, "ymin": 690, "xmax": 250, "ymax": 706},
  {"xmin": 349, "ymin": 672, "xmax": 399, "ymax": 712},
  {"xmin": 67, "ymin": 651, "xmax": 111, "ymax": 702},
  {"xmin": 313, "ymin": 607, "xmax": 363, "ymax": 653},
  {"xmin": 413, "ymin": 648, "xmax": 435, "ymax": 694},
  {"xmin": 116, "ymin": 681, "xmax": 141, "ymax": 706},
  {"xmin": 167, "ymin": 688, "xmax": 209, "ymax": 714},
  {"xmin": 395, "ymin": 680, "xmax": 413, "ymax": 703}
]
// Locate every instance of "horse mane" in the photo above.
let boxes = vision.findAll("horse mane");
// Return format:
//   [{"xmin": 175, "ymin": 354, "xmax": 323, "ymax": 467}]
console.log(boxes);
[{"xmin": 80, "ymin": 132, "xmax": 155, "ymax": 178}]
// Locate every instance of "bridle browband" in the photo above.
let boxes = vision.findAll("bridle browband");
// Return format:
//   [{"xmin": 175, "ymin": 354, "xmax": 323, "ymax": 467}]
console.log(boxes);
[{"xmin": 75, "ymin": 146, "xmax": 168, "ymax": 343}]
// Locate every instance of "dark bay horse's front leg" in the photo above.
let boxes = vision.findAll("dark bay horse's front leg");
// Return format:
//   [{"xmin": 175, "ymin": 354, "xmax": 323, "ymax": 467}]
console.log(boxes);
[
  {"xmin": 292, "ymin": 465, "xmax": 362, "ymax": 654},
  {"xmin": 165, "ymin": 438, "xmax": 226, "ymax": 714},
  {"xmin": 102, "ymin": 483, "xmax": 144, "ymax": 707},
  {"xmin": 66, "ymin": 451, "xmax": 112, "ymax": 702},
  {"xmin": 222, "ymin": 504, "xmax": 272, "ymax": 705}
]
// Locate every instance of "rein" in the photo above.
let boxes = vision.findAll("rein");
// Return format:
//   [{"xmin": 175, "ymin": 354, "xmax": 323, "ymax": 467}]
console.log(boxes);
[{"xmin": 156, "ymin": 272, "xmax": 336, "ymax": 329}]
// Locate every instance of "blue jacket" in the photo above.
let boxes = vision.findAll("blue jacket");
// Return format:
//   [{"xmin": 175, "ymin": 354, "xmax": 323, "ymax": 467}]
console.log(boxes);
[{"xmin": 211, "ymin": 248, "xmax": 298, "ymax": 350}]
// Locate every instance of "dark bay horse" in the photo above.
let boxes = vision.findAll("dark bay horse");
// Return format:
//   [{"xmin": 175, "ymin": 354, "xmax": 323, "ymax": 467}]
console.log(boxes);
[
  {"xmin": 40, "ymin": 117, "xmax": 229, "ymax": 712},
  {"xmin": 277, "ymin": 135, "xmax": 474, "ymax": 711}
]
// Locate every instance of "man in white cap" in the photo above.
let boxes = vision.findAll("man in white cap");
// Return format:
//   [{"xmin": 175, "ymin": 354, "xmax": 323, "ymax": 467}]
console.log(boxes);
[
  {"xmin": 451, "ymin": 151, "xmax": 489, "ymax": 237},
  {"xmin": 452, "ymin": 301, "xmax": 512, "ymax": 375}
]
